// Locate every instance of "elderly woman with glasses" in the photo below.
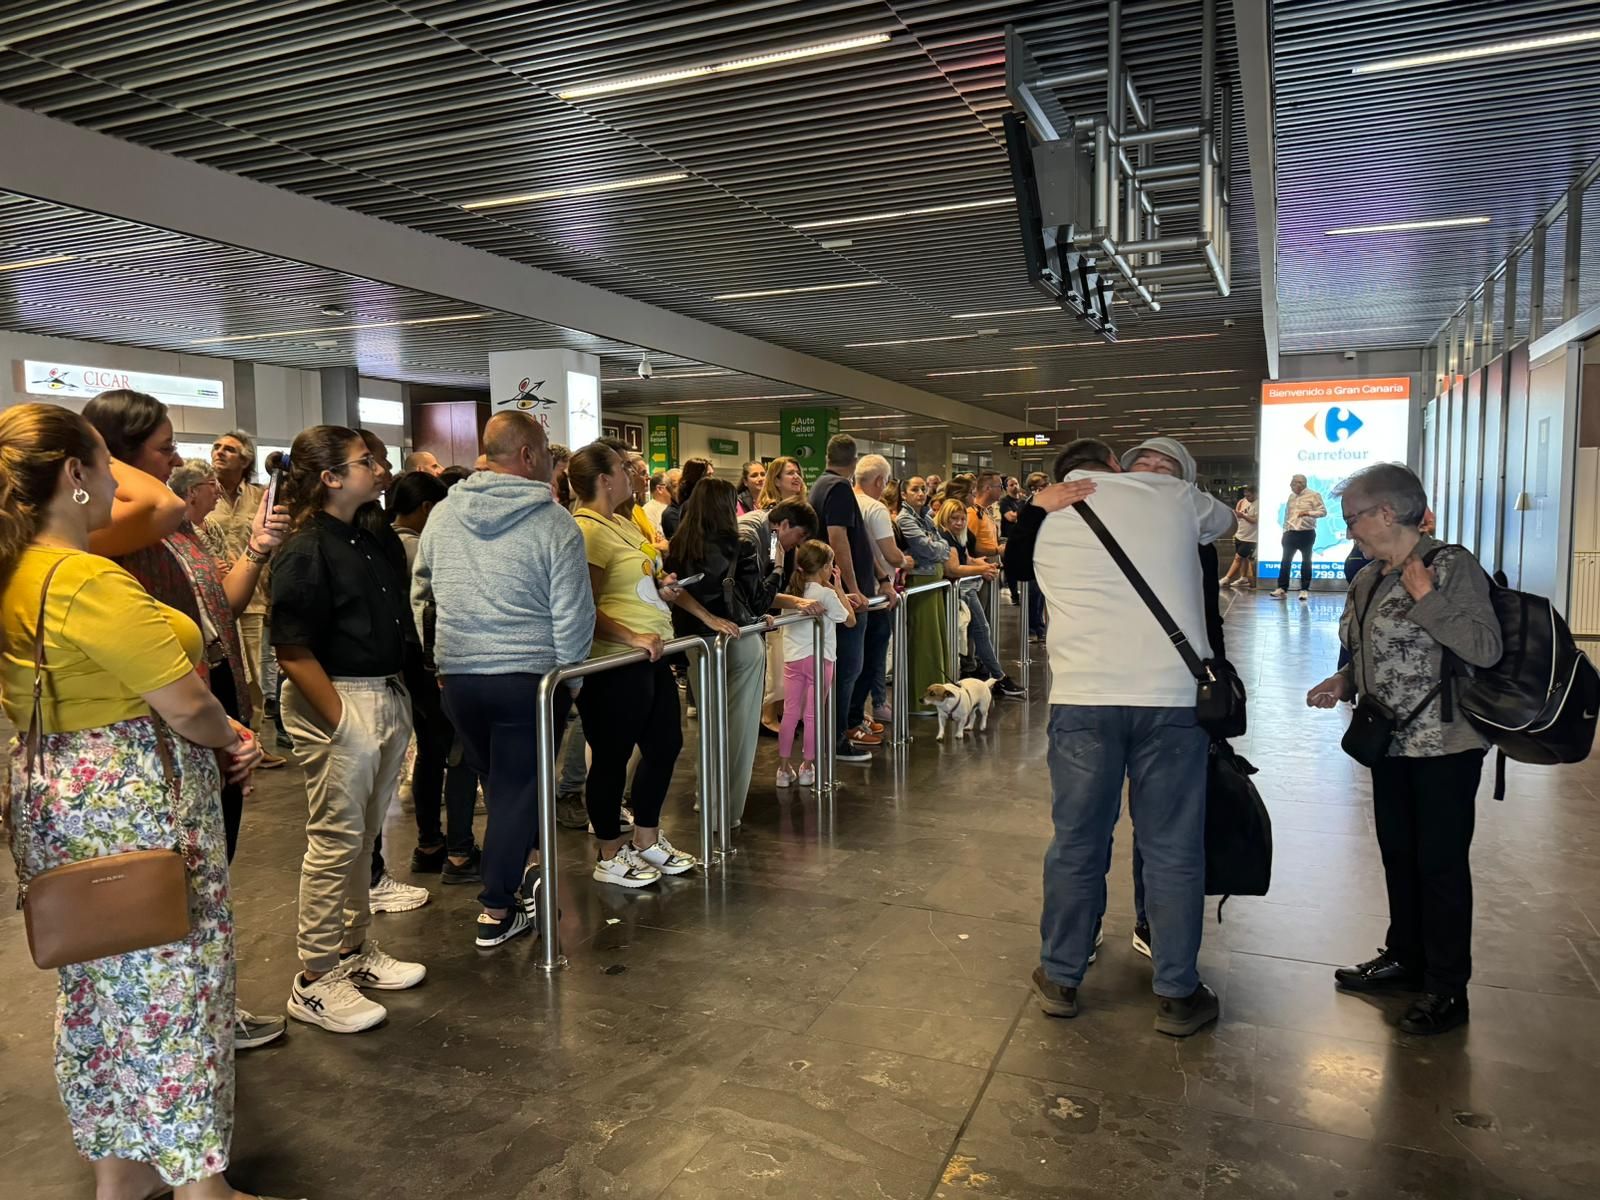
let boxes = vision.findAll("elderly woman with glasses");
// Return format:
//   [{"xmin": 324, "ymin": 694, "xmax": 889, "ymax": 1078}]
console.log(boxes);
[{"xmin": 1306, "ymin": 463, "xmax": 1501, "ymax": 1037}]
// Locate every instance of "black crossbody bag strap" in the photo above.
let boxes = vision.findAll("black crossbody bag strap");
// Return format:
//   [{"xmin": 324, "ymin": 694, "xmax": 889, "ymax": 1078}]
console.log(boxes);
[{"xmin": 1072, "ymin": 499, "xmax": 1208, "ymax": 682}]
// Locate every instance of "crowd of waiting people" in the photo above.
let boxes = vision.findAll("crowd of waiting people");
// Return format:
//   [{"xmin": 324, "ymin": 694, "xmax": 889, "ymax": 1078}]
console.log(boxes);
[{"xmin": 0, "ymin": 393, "xmax": 1500, "ymax": 1198}]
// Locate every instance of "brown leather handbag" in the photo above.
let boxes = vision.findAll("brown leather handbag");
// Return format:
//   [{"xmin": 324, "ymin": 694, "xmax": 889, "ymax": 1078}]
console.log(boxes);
[{"xmin": 8, "ymin": 558, "xmax": 192, "ymax": 969}]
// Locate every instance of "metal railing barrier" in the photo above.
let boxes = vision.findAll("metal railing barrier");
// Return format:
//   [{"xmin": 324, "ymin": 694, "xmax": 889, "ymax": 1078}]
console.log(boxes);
[
  {"xmin": 533, "ymin": 634, "xmax": 712, "ymax": 971},
  {"xmin": 890, "ymin": 579, "xmax": 953, "ymax": 747},
  {"xmin": 1018, "ymin": 580, "xmax": 1034, "ymax": 694}
]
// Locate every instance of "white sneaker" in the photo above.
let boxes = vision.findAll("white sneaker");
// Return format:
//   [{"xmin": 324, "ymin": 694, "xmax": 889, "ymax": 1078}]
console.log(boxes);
[
  {"xmin": 339, "ymin": 940, "xmax": 427, "ymax": 990},
  {"xmin": 1298, "ymin": 590, "xmax": 1310, "ymax": 601},
  {"xmin": 586, "ymin": 805, "xmax": 635, "ymax": 835},
  {"xmin": 1270, "ymin": 588, "xmax": 1287, "ymax": 599},
  {"xmin": 776, "ymin": 764, "xmax": 797, "ymax": 788},
  {"xmin": 797, "ymin": 762, "xmax": 816, "ymax": 787},
  {"xmin": 369, "ymin": 871, "xmax": 429, "ymax": 913},
  {"xmin": 594, "ymin": 844, "xmax": 662, "ymax": 888},
  {"xmin": 636, "ymin": 833, "xmax": 697, "ymax": 876},
  {"xmin": 287, "ymin": 972, "xmax": 386, "ymax": 1034}
]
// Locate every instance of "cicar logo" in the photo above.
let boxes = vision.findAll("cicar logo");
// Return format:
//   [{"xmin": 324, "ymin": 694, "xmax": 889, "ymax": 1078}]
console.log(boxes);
[
  {"xmin": 504, "ymin": 377, "xmax": 555, "ymax": 411},
  {"xmin": 1303, "ymin": 407, "xmax": 1364, "ymax": 444}
]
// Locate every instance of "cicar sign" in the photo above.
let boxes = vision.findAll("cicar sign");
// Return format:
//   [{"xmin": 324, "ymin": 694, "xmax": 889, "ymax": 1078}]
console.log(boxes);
[{"xmin": 22, "ymin": 360, "xmax": 226, "ymax": 409}]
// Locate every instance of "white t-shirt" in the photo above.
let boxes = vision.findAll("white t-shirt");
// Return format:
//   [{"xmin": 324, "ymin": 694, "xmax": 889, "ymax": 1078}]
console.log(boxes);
[
  {"xmin": 1236, "ymin": 499, "xmax": 1259, "ymax": 543},
  {"xmin": 1035, "ymin": 471, "xmax": 1230, "ymax": 707},
  {"xmin": 783, "ymin": 581, "xmax": 850, "ymax": 663},
  {"xmin": 856, "ymin": 492, "xmax": 895, "ymax": 571},
  {"xmin": 643, "ymin": 497, "xmax": 668, "ymax": 528}
]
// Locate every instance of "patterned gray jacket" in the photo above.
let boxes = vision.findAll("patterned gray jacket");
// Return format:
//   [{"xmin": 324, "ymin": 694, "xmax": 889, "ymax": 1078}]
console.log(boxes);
[{"xmin": 1336, "ymin": 534, "xmax": 1503, "ymax": 757}]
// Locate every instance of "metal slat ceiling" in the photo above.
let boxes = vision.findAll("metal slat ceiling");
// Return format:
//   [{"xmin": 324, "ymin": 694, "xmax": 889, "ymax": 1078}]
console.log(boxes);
[
  {"xmin": 1273, "ymin": 0, "xmax": 1600, "ymax": 355},
  {"xmin": 0, "ymin": 0, "xmax": 1267, "ymax": 453}
]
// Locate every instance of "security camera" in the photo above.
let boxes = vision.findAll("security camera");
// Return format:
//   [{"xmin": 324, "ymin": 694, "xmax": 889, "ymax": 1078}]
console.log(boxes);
[
  {"xmin": 1342, "ymin": 350, "xmax": 1358, "ymax": 361},
  {"xmin": 637, "ymin": 353, "xmax": 653, "ymax": 380}
]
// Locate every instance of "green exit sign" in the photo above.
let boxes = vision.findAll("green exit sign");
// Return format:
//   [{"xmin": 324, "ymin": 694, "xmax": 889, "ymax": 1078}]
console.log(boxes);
[{"xmin": 708, "ymin": 436, "xmax": 740, "ymax": 455}]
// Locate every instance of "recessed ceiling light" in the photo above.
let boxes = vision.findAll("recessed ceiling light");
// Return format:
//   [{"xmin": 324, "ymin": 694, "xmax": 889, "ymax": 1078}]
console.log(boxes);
[
  {"xmin": 952, "ymin": 306, "xmax": 1059, "ymax": 319},
  {"xmin": 600, "ymin": 369, "xmax": 732, "ymax": 381},
  {"xmin": 1097, "ymin": 389, "xmax": 1201, "ymax": 397},
  {"xmin": 795, "ymin": 197, "xmax": 1016, "ymax": 231},
  {"xmin": 1080, "ymin": 369, "xmax": 1244, "ymax": 381},
  {"xmin": 713, "ymin": 280, "xmax": 880, "ymax": 300},
  {"xmin": 1012, "ymin": 332, "xmax": 1221, "ymax": 350},
  {"xmin": 846, "ymin": 333, "xmax": 986, "ymax": 347},
  {"xmin": 463, "ymin": 173, "xmax": 689, "ymax": 210},
  {"xmin": 1353, "ymin": 28, "xmax": 1600, "ymax": 74},
  {"xmin": 1324, "ymin": 216, "xmax": 1489, "ymax": 235},
  {"xmin": 0, "ymin": 254, "xmax": 75, "ymax": 272},
  {"xmin": 192, "ymin": 313, "xmax": 487, "ymax": 345},
  {"xmin": 982, "ymin": 388, "xmax": 1088, "ymax": 398},
  {"xmin": 649, "ymin": 393, "xmax": 817, "ymax": 405},
  {"xmin": 557, "ymin": 33, "xmax": 890, "ymax": 99},
  {"xmin": 927, "ymin": 366, "xmax": 1036, "ymax": 377},
  {"xmin": 818, "ymin": 238, "xmax": 854, "ymax": 249}
]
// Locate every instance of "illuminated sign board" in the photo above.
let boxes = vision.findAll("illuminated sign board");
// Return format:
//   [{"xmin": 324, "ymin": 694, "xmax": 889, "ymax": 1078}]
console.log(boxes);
[
  {"xmin": 22, "ymin": 360, "xmax": 225, "ymax": 409},
  {"xmin": 1256, "ymin": 377, "xmax": 1412, "ymax": 582},
  {"xmin": 1004, "ymin": 431, "xmax": 1056, "ymax": 449}
]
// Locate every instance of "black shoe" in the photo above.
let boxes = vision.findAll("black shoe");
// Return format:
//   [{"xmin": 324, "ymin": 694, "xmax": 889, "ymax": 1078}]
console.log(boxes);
[
  {"xmin": 1400, "ymin": 992, "xmax": 1469, "ymax": 1036},
  {"xmin": 410, "ymin": 843, "xmax": 447, "ymax": 873},
  {"xmin": 1031, "ymin": 966, "xmax": 1078, "ymax": 1018},
  {"xmin": 441, "ymin": 847, "xmax": 482, "ymax": 885},
  {"xmin": 556, "ymin": 793, "xmax": 588, "ymax": 830},
  {"xmin": 474, "ymin": 908, "xmax": 531, "ymax": 949},
  {"xmin": 1131, "ymin": 922, "xmax": 1152, "ymax": 960},
  {"xmin": 994, "ymin": 676, "xmax": 1026, "ymax": 700},
  {"xmin": 1334, "ymin": 948, "xmax": 1423, "ymax": 993},
  {"xmin": 836, "ymin": 743, "xmax": 872, "ymax": 764},
  {"xmin": 1155, "ymin": 982, "xmax": 1220, "ymax": 1037}
]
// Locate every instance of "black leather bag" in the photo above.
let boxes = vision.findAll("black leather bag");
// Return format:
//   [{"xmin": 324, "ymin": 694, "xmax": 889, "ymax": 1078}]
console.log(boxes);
[
  {"xmin": 1073, "ymin": 500, "xmax": 1246, "ymax": 738},
  {"xmin": 1340, "ymin": 688, "xmax": 1438, "ymax": 768}
]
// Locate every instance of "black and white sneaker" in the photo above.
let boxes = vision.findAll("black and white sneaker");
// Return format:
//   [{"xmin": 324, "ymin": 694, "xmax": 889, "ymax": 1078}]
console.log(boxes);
[
  {"xmin": 836, "ymin": 744, "xmax": 872, "ymax": 764},
  {"xmin": 1088, "ymin": 920, "xmax": 1105, "ymax": 964},
  {"xmin": 994, "ymin": 676, "xmax": 1026, "ymax": 700},
  {"xmin": 1132, "ymin": 922, "xmax": 1152, "ymax": 960},
  {"xmin": 475, "ymin": 909, "xmax": 532, "ymax": 949},
  {"xmin": 518, "ymin": 865, "xmax": 542, "ymax": 917},
  {"xmin": 287, "ymin": 972, "xmax": 386, "ymax": 1034}
]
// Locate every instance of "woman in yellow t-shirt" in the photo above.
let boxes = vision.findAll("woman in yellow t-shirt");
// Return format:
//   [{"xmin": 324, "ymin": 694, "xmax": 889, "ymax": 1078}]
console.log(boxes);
[
  {"xmin": 0, "ymin": 405, "xmax": 272, "ymax": 1200},
  {"xmin": 569, "ymin": 443, "xmax": 737, "ymax": 891}
]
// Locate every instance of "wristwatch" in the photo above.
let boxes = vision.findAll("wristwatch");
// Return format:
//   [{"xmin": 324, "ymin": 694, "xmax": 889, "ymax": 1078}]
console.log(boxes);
[{"xmin": 244, "ymin": 543, "xmax": 271, "ymax": 565}]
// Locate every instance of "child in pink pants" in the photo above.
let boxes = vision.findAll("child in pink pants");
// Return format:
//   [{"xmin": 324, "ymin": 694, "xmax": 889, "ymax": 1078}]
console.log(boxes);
[{"xmin": 776, "ymin": 540, "xmax": 854, "ymax": 789}]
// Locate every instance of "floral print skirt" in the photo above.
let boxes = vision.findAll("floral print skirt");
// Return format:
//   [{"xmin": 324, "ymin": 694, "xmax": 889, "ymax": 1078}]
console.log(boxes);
[{"xmin": 9, "ymin": 717, "xmax": 235, "ymax": 1186}]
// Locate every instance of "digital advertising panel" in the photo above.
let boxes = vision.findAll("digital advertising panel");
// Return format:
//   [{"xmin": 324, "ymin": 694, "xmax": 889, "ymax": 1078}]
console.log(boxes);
[{"xmin": 1255, "ymin": 378, "xmax": 1412, "ymax": 582}]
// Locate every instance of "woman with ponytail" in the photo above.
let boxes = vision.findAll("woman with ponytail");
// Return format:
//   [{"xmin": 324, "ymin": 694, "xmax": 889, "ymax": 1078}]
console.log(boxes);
[
  {"xmin": 269, "ymin": 426, "xmax": 426, "ymax": 1036},
  {"xmin": 0, "ymin": 403, "xmax": 274, "ymax": 1200}
]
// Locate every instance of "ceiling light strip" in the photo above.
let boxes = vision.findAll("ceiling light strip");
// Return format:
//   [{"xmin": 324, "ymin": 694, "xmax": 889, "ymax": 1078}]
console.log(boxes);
[
  {"xmin": 1353, "ymin": 28, "xmax": 1600, "ymax": 75},
  {"xmin": 0, "ymin": 254, "xmax": 76, "ymax": 272},
  {"xmin": 794, "ymin": 197, "xmax": 1015, "ymax": 231},
  {"xmin": 463, "ymin": 173, "xmax": 689, "ymax": 211},
  {"xmin": 844, "ymin": 334, "xmax": 985, "ymax": 347},
  {"xmin": 1324, "ymin": 216, "xmax": 1489, "ymax": 236},
  {"xmin": 713, "ymin": 280, "xmax": 880, "ymax": 300},
  {"xmin": 952, "ymin": 306, "xmax": 1058, "ymax": 319},
  {"xmin": 557, "ymin": 33, "xmax": 890, "ymax": 100},
  {"xmin": 927, "ymin": 366, "xmax": 1036, "ymax": 377},
  {"xmin": 192, "ymin": 313, "xmax": 487, "ymax": 345},
  {"xmin": 1012, "ymin": 332, "xmax": 1221, "ymax": 350}
]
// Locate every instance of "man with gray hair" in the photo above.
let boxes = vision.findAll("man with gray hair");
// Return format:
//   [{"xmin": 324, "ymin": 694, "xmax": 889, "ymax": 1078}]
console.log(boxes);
[
  {"xmin": 1273, "ymin": 473, "xmax": 1326, "ymax": 601},
  {"xmin": 853, "ymin": 454, "xmax": 907, "ymax": 728}
]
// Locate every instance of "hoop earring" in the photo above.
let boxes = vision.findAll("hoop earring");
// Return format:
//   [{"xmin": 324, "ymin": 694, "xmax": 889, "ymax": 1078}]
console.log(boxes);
[{"xmin": 71, "ymin": 487, "xmax": 90, "ymax": 506}]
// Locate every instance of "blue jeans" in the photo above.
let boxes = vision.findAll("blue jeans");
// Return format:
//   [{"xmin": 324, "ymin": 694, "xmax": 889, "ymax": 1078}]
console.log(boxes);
[
  {"xmin": 962, "ymin": 591, "xmax": 1004, "ymax": 679},
  {"xmin": 1042, "ymin": 705, "xmax": 1209, "ymax": 997},
  {"xmin": 850, "ymin": 607, "xmax": 893, "ymax": 718},
  {"xmin": 833, "ymin": 615, "xmax": 868, "ymax": 749},
  {"xmin": 1028, "ymin": 583, "xmax": 1046, "ymax": 639}
]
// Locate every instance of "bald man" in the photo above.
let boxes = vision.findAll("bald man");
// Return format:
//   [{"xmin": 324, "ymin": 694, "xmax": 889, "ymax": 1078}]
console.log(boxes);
[
  {"xmin": 405, "ymin": 450, "xmax": 445, "ymax": 477},
  {"xmin": 412, "ymin": 408, "xmax": 590, "ymax": 947}
]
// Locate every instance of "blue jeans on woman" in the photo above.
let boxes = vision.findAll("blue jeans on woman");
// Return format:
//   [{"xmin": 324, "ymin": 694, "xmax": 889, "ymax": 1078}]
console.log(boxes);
[{"xmin": 962, "ymin": 590, "xmax": 1005, "ymax": 680}]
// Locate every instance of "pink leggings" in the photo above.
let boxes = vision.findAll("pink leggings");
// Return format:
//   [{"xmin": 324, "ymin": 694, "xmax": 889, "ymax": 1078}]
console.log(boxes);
[{"xmin": 779, "ymin": 659, "xmax": 835, "ymax": 761}]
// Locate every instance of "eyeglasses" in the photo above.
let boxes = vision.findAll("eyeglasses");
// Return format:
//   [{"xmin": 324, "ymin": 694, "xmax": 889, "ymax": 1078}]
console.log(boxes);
[
  {"xmin": 339, "ymin": 453, "xmax": 379, "ymax": 472},
  {"xmin": 1342, "ymin": 503, "xmax": 1381, "ymax": 526}
]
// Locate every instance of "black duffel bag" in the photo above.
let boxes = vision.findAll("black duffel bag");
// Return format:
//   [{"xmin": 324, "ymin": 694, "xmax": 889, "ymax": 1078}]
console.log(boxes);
[{"xmin": 1205, "ymin": 740, "xmax": 1272, "ymax": 917}]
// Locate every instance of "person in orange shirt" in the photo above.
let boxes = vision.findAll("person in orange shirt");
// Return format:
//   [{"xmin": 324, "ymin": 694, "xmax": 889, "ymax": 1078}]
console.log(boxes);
[{"xmin": 966, "ymin": 468, "xmax": 1004, "ymax": 558}]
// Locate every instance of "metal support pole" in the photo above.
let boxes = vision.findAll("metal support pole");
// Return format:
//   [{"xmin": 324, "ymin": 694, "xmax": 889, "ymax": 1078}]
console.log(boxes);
[
  {"xmin": 1503, "ymin": 252, "xmax": 1519, "ymax": 347},
  {"xmin": 1107, "ymin": 0, "xmax": 1122, "ymax": 244},
  {"xmin": 695, "ymin": 644, "xmax": 716, "ymax": 867},
  {"xmin": 1480, "ymin": 274, "xmax": 1496, "ymax": 364},
  {"xmin": 1120, "ymin": 124, "xmax": 1204, "ymax": 146},
  {"xmin": 890, "ymin": 597, "xmax": 911, "ymax": 747},
  {"xmin": 1018, "ymin": 580, "xmax": 1032, "ymax": 694},
  {"xmin": 1529, "ymin": 226, "xmax": 1546, "ymax": 342},
  {"xmin": 1094, "ymin": 123, "xmax": 1110, "ymax": 238},
  {"xmin": 534, "ymin": 673, "xmax": 565, "ymax": 972},
  {"xmin": 707, "ymin": 636, "xmax": 730, "ymax": 858},
  {"xmin": 945, "ymin": 581, "xmax": 961, "ymax": 682},
  {"xmin": 1564, "ymin": 179, "xmax": 1584, "ymax": 323},
  {"xmin": 811, "ymin": 617, "xmax": 833, "ymax": 796}
]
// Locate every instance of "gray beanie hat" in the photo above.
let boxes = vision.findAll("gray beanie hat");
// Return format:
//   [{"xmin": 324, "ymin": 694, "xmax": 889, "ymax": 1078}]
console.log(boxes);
[{"xmin": 1119, "ymin": 436, "xmax": 1197, "ymax": 483}]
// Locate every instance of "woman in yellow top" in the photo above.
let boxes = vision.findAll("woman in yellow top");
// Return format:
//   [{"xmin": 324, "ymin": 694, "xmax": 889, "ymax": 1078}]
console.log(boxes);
[
  {"xmin": 0, "ymin": 405, "xmax": 282, "ymax": 1200},
  {"xmin": 569, "ymin": 443, "xmax": 736, "ymax": 889}
]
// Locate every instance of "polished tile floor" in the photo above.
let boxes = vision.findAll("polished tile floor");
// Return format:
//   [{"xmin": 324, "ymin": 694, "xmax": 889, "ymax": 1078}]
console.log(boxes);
[{"xmin": 4, "ymin": 591, "xmax": 1600, "ymax": 1198}]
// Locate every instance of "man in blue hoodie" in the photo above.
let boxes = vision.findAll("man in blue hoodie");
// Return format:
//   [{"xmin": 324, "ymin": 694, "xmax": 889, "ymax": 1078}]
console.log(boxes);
[{"xmin": 412, "ymin": 412, "xmax": 595, "ymax": 950}]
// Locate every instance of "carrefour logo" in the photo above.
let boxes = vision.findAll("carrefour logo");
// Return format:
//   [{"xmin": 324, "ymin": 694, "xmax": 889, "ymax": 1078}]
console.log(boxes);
[{"xmin": 1303, "ymin": 407, "xmax": 1364, "ymax": 443}]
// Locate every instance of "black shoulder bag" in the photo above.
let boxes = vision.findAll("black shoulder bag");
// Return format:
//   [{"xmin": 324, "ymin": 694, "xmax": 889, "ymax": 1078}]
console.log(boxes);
[{"xmin": 1073, "ymin": 500, "xmax": 1246, "ymax": 738}]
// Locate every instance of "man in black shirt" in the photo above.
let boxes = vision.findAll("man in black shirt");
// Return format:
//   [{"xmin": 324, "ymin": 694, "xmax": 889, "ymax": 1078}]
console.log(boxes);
[{"xmin": 808, "ymin": 434, "xmax": 888, "ymax": 764}]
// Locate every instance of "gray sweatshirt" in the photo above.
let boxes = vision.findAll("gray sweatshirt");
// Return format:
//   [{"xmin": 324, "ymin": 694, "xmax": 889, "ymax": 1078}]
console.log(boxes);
[
  {"xmin": 412, "ymin": 472, "xmax": 595, "ymax": 675},
  {"xmin": 1338, "ymin": 534, "xmax": 1502, "ymax": 756}
]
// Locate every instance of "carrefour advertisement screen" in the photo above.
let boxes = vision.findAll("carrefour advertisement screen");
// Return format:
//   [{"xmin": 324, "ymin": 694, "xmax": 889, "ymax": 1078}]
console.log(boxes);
[{"xmin": 1255, "ymin": 378, "xmax": 1412, "ymax": 582}]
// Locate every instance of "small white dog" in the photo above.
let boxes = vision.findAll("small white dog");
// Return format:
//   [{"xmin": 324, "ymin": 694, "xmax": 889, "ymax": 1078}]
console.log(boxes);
[{"xmin": 924, "ymin": 679, "xmax": 997, "ymax": 742}]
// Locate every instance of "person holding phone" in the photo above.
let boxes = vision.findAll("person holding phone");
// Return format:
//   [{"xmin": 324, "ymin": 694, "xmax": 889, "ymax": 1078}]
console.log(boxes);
[{"xmin": 570, "ymin": 443, "xmax": 732, "ymax": 887}]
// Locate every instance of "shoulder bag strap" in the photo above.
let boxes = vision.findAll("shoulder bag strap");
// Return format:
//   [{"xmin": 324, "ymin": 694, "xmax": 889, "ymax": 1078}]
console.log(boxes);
[
  {"xmin": 22, "ymin": 558, "xmax": 69, "ymax": 781},
  {"xmin": 1072, "ymin": 499, "xmax": 1208, "ymax": 682}
]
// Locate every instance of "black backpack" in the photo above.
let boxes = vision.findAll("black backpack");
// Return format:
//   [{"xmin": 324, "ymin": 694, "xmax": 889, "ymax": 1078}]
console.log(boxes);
[
  {"xmin": 1205, "ymin": 741, "xmax": 1272, "ymax": 917},
  {"xmin": 1424, "ymin": 546, "xmax": 1600, "ymax": 799}
]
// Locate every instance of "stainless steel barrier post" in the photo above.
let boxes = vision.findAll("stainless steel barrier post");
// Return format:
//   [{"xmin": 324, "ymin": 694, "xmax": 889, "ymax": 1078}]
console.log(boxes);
[
  {"xmin": 1018, "ymin": 580, "xmax": 1032, "ymax": 694},
  {"xmin": 945, "ymin": 580, "xmax": 962, "ymax": 682},
  {"xmin": 812, "ymin": 616, "xmax": 834, "ymax": 796},
  {"xmin": 706, "ymin": 634, "xmax": 729, "ymax": 861},
  {"xmin": 695, "ymin": 642, "xmax": 717, "ymax": 868},
  {"xmin": 533, "ymin": 634, "xmax": 714, "ymax": 972}
]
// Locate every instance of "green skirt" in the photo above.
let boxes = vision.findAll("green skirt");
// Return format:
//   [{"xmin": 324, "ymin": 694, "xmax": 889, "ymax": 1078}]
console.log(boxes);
[{"xmin": 907, "ymin": 570, "xmax": 949, "ymax": 704}]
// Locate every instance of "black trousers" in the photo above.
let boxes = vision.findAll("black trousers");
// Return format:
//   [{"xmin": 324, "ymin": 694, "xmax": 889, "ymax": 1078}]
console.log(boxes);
[
  {"xmin": 406, "ymin": 656, "xmax": 477, "ymax": 856},
  {"xmin": 442, "ymin": 672, "xmax": 571, "ymax": 913},
  {"xmin": 209, "ymin": 660, "xmax": 244, "ymax": 863},
  {"xmin": 1370, "ymin": 749, "xmax": 1485, "ymax": 994},
  {"xmin": 577, "ymin": 658, "xmax": 683, "ymax": 840},
  {"xmin": 1278, "ymin": 529, "xmax": 1316, "ymax": 590}
]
